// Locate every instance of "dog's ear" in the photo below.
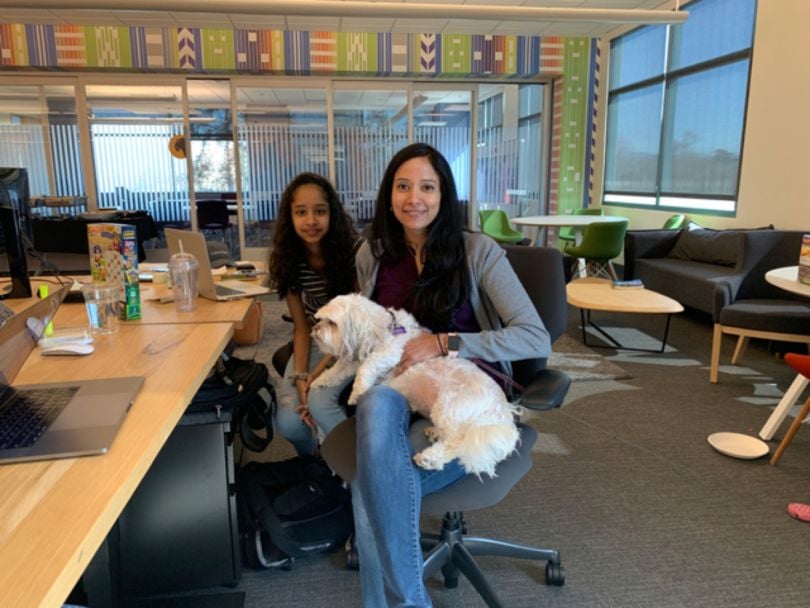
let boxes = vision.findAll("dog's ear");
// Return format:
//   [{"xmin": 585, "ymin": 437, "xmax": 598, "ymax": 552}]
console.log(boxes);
[{"xmin": 352, "ymin": 297, "xmax": 393, "ymax": 361}]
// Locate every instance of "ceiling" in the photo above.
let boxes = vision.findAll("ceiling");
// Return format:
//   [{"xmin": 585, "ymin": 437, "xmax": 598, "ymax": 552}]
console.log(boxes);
[{"xmin": 0, "ymin": 0, "xmax": 683, "ymax": 38}]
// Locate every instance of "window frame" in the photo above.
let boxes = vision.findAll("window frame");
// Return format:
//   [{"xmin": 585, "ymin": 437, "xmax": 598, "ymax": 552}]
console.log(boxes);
[{"xmin": 602, "ymin": 0, "xmax": 756, "ymax": 216}]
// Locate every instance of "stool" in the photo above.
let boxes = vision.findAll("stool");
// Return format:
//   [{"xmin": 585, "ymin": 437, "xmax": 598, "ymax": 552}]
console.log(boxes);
[{"xmin": 770, "ymin": 353, "xmax": 810, "ymax": 465}]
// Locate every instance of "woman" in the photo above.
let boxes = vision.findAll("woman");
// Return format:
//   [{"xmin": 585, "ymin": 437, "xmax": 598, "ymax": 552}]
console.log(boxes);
[
  {"xmin": 268, "ymin": 172, "xmax": 357, "ymax": 455},
  {"xmin": 352, "ymin": 143, "xmax": 551, "ymax": 606}
]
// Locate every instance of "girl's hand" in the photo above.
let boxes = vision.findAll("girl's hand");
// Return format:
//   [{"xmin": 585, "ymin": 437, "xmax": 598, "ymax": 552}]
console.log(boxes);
[
  {"xmin": 296, "ymin": 403, "xmax": 317, "ymax": 429},
  {"xmin": 295, "ymin": 377, "xmax": 309, "ymax": 405},
  {"xmin": 394, "ymin": 332, "xmax": 444, "ymax": 376}
]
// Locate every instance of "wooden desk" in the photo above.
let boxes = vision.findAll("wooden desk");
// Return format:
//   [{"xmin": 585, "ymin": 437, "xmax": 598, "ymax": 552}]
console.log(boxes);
[
  {"xmin": 5, "ymin": 279, "xmax": 254, "ymax": 328},
  {"xmin": 0, "ymin": 322, "xmax": 234, "ymax": 608}
]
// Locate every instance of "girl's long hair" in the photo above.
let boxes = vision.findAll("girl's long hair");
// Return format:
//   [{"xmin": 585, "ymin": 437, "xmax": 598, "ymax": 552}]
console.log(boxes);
[
  {"xmin": 269, "ymin": 172, "xmax": 357, "ymax": 299},
  {"xmin": 370, "ymin": 143, "xmax": 469, "ymax": 331}
]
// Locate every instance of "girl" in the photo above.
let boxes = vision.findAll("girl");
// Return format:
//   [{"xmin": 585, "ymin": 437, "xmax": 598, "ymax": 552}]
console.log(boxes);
[{"xmin": 268, "ymin": 172, "xmax": 358, "ymax": 455}]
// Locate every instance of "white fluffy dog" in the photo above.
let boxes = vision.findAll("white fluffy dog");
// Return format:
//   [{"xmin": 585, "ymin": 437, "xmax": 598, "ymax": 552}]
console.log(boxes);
[{"xmin": 310, "ymin": 293, "xmax": 520, "ymax": 478}]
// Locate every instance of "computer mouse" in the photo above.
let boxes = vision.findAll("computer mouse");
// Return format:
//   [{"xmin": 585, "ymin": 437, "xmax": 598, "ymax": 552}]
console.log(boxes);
[{"xmin": 41, "ymin": 343, "xmax": 95, "ymax": 356}]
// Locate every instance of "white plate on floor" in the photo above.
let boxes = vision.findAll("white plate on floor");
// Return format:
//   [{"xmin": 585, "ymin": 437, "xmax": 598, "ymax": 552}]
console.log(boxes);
[{"xmin": 707, "ymin": 432, "xmax": 769, "ymax": 460}]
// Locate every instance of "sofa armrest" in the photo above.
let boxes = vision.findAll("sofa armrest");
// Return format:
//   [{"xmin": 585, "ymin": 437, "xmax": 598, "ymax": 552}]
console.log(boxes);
[
  {"xmin": 623, "ymin": 230, "xmax": 683, "ymax": 279},
  {"xmin": 712, "ymin": 231, "xmax": 807, "ymax": 320},
  {"xmin": 712, "ymin": 279, "xmax": 740, "ymax": 321}
]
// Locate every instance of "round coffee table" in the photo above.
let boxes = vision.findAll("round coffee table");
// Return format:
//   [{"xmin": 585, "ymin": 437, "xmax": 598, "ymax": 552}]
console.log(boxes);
[{"xmin": 566, "ymin": 278, "xmax": 683, "ymax": 353}]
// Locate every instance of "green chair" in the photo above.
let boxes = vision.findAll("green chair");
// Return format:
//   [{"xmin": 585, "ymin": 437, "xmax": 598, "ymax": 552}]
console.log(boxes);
[
  {"xmin": 565, "ymin": 219, "xmax": 629, "ymax": 280},
  {"xmin": 557, "ymin": 208, "xmax": 604, "ymax": 249},
  {"xmin": 479, "ymin": 209, "xmax": 525, "ymax": 244},
  {"xmin": 662, "ymin": 214, "xmax": 688, "ymax": 230}
]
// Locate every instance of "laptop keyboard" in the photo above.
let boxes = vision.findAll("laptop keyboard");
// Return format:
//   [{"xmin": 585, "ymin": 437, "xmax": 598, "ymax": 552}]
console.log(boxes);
[
  {"xmin": 215, "ymin": 284, "xmax": 244, "ymax": 297},
  {"xmin": 0, "ymin": 387, "xmax": 78, "ymax": 450}
]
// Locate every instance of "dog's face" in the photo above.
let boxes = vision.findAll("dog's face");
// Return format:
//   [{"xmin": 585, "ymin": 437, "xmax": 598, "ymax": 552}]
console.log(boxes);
[{"xmin": 312, "ymin": 294, "xmax": 389, "ymax": 361}]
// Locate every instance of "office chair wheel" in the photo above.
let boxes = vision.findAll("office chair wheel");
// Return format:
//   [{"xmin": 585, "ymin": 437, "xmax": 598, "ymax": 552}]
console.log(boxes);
[{"xmin": 545, "ymin": 561, "xmax": 565, "ymax": 586}]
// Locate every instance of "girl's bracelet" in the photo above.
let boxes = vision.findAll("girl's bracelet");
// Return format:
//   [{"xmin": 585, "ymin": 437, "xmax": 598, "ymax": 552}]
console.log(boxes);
[{"xmin": 291, "ymin": 372, "xmax": 309, "ymax": 383}]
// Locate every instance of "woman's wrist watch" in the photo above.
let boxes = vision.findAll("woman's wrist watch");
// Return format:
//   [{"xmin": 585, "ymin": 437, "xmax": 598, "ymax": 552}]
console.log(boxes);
[{"xmin": 446, "ymin": 332, "xmax": 460, "ymax": 354}]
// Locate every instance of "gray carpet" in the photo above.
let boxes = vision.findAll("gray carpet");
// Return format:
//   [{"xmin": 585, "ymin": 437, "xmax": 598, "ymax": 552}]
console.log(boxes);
[{"xmin": 225, "ymin": 301, "xmax": 810, "ymax": 608}]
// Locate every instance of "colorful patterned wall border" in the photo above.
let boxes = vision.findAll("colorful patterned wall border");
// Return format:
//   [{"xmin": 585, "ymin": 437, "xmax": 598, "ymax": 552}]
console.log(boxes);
[
  {"xmin": 0, "ymin": 23, "xmax": 596, "ymax": 211},
  {"xmin": 0, "ymin": 24, "xmax": 567, "ymax": 77}
]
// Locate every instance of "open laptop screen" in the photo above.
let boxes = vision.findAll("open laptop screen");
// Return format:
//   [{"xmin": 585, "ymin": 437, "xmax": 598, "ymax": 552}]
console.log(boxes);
[{"xmin": 0, "ymin": 286, "xmax": 68, "ymax": 385}]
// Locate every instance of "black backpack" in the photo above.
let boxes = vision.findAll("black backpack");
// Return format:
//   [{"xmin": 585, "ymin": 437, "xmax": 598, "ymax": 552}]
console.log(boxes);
[
  {"xmin": 238, "ymin": 455, "xmax": 353, "ymax": 569},
  {"xmin": 188, "ymin": 353, "xmax": 276, "ymax": 452}
]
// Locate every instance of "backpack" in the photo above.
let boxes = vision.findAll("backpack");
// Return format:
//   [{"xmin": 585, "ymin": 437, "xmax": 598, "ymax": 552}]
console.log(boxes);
[
  {"xmin": 237, "ymin": 455, "xmax": 353, "ymax": 569},
  {"xmin": 188, "ymin": 352, "xmax": 276, "ymax": 452}
]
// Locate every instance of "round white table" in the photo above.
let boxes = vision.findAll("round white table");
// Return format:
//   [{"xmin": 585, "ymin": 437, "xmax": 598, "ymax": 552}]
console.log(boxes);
[
  {"xmin": 512, "ymin": 214, "xmax": 628, "ymax": 246},
  {"xmin": 757, "ymin": 266, "xmax": 810, "ymax": 442},
  {"xmin": 765, "ymin": 265, "xmax": 810, "ymax": 297},
  {"xmin": 708, "ymin": 265, "xmax": 810, "ymax": 459}
]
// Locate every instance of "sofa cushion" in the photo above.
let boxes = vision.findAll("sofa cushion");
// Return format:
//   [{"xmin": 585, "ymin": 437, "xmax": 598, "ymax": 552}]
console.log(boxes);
[
  {"xmin": 719, "ymin": 299, "xmax": 810, "ymax": 335},
  {"xmin": 635, "ymin": 258, "xmax": 735, "ymax": 315},
  {"xmin": 667, "ymin": 229, "xmax": 740, "ymax": 267}
]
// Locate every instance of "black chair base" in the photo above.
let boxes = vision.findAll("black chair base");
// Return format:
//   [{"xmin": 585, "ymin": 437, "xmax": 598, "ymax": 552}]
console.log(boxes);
[{"xmin": 421, "ymin": 511, "xmax": 564, "ymax": 608}]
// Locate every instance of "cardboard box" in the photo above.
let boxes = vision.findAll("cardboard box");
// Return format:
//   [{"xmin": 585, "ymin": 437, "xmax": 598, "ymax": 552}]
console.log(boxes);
[{"xmin": 87, "ymin": 223, "xmax": 141, "ymax": 320}]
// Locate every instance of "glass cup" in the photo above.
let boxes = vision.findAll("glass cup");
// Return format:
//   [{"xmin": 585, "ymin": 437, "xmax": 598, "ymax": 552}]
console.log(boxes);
[
  {"xmin": 168, "ymin": 252, "xmax": 200, "ymax": 312},
  {"xmin": 81, "ymin": 282, "xmax": 121, "ymax": 334}
]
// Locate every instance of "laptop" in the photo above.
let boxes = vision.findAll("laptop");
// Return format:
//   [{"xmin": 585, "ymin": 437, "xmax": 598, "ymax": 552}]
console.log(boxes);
[
  {"xmin": 165, "ymin": 228, "xmax": 269, "ymax": 301},
  {"xmin": 0, "ymin": 286, "xmax": 144, "ymax": 464}
]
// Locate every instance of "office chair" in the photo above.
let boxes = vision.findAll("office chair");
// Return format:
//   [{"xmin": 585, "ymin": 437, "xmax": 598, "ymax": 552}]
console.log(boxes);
[
  {"xmin": 320, "ymin": 245, "xmax": 572, "ymax": 606},
  {"xmin": 479, "ymin": 209, "xmax": 525, "ymax": 244},
  {"xmin": 196, "ymin": 199, "xmax": 232, "ymax": 249},
  {"xmin": 565, "ymin": 219, "xmax": 629, "ymax": 281},
  {"xmin": 558, "ymin": 207, "xmax": 603, "ymax": 250},
  {"xmin": 662, "ymin": 214, "xmax": 688, "ymax": 230}
]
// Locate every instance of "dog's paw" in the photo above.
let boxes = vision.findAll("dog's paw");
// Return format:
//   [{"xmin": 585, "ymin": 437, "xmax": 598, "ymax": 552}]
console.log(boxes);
[
  {"xmin": 413, "ymin": 446, "xmax": 449, "ymax": 471},
  {"xmin": 310, "ymin": 376, "xmax": 326, "ymax": 389},
  {"xmin": 347, "ymin": 389, "xmax": 360, "ymax": 405},
  {"xmin": 424, "ymin": 426, "xmax": 440, "ymax": 443}
]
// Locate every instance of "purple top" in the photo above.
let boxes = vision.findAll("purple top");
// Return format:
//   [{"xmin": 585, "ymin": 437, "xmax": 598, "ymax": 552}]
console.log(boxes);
[{"xmin": 373, "ymin": 252, "xmax": 508, "ymax": 389}]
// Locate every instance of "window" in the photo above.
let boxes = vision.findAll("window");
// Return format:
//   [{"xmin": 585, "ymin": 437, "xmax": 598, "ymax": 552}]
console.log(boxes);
[{"xmin": 603, "ymin": 0, "xmax": 756, "ymax": 213}]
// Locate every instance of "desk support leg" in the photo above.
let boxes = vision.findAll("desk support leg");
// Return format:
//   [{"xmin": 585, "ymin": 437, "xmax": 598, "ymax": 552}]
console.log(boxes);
[
  {"xmin": 82, "ymin": 531, "xmax": 118, "ymax": 608},
  {"xmin": 759, "ymin": 374, "xmax": 810, "ymax": 441}
]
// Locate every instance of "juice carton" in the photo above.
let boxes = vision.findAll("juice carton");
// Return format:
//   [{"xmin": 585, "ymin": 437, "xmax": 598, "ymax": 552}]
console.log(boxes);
[
  {"xmin": 87, "ymin": 223, "xmax": 141, "ymax": 320},
  {"xmin": 800, "ymin": 234, "xmax": 810, "ymax": 286}
]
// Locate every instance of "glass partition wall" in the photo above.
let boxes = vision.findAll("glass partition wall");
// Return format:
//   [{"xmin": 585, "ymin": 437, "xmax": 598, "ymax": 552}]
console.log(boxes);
[
  {"xmin": 0, "ymin": 83, "xmax": 84, "ymax": 215},
  {"xmin": 0, "ymin": 76, "xmax": 547, "ymax": 262}
]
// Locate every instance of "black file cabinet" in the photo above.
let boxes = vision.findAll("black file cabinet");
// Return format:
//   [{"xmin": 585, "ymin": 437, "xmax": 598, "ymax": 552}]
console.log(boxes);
[{"xmin": 112, "ymin": 409, "xmax": 240, "ymax": 600}]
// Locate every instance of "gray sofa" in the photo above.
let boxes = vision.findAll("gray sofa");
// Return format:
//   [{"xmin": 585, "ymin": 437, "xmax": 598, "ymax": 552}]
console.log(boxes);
[{"xmin": 623, "ymin": 228, "xmax": 808, "ymax": 319}]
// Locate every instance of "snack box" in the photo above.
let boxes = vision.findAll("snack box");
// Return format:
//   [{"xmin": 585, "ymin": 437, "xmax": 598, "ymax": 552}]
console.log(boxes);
[{"xmin": 87, "ymin": 223, "xmax": 141, "ymax": 320}]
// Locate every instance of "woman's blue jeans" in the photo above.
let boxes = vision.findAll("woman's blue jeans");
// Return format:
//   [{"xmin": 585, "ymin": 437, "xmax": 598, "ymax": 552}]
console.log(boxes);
[{"xmin": 352, "ymin": 385, "xmax": 466, "ymax": 607}]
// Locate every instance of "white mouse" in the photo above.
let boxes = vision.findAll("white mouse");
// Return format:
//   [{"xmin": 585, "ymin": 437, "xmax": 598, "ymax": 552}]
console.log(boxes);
[{"xmin": 41, "ymin": 343, "xmax": 95, "ymax": 356}]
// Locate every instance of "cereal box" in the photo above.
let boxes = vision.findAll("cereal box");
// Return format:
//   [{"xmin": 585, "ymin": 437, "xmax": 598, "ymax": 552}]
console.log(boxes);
[{"xmin": 87, "ymin": 223, "xmax": 141, "ymax": 320}]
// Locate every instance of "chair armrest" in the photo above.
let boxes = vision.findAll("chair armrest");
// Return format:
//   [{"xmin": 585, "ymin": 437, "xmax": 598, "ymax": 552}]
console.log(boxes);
[{"xmin": 519, "ymin": 369, "xmax": 571, "ymax": 411}]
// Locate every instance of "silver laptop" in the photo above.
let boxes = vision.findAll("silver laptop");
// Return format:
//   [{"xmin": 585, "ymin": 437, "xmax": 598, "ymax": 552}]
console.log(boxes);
[
  {"xmin": 0, "ymin": 287, "xmax": 144, "ymax": 464},
  {"xmin": 165, "ymin": 228, "xmax": 269, "ymax": 301}
]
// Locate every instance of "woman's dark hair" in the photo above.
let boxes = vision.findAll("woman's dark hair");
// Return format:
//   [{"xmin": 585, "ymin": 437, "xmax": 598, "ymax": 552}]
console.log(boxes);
[
  {"xmin": 370, "ymin": 143, "xmax": 469, "ymax": 331},
  {"xmin": 269, "ymin": 172, "xmax": 357, "ymax": 299}
]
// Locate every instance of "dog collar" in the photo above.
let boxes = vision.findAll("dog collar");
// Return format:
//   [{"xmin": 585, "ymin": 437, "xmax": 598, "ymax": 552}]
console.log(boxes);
[{"xmin": 387, "ymin": 309, "xmax": 407, "ymax": 335}]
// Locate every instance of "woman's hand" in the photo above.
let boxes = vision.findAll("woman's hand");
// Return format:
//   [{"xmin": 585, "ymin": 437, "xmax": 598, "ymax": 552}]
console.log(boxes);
[{"xmin": 394, "ymin": 332, "xmax": 444, "ymax": 376}]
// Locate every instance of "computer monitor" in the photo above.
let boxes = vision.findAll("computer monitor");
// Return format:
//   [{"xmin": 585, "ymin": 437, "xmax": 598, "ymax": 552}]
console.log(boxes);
[{"xmin": 0, "ymin": 167, "xmax": 33, "ymax": 299}]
